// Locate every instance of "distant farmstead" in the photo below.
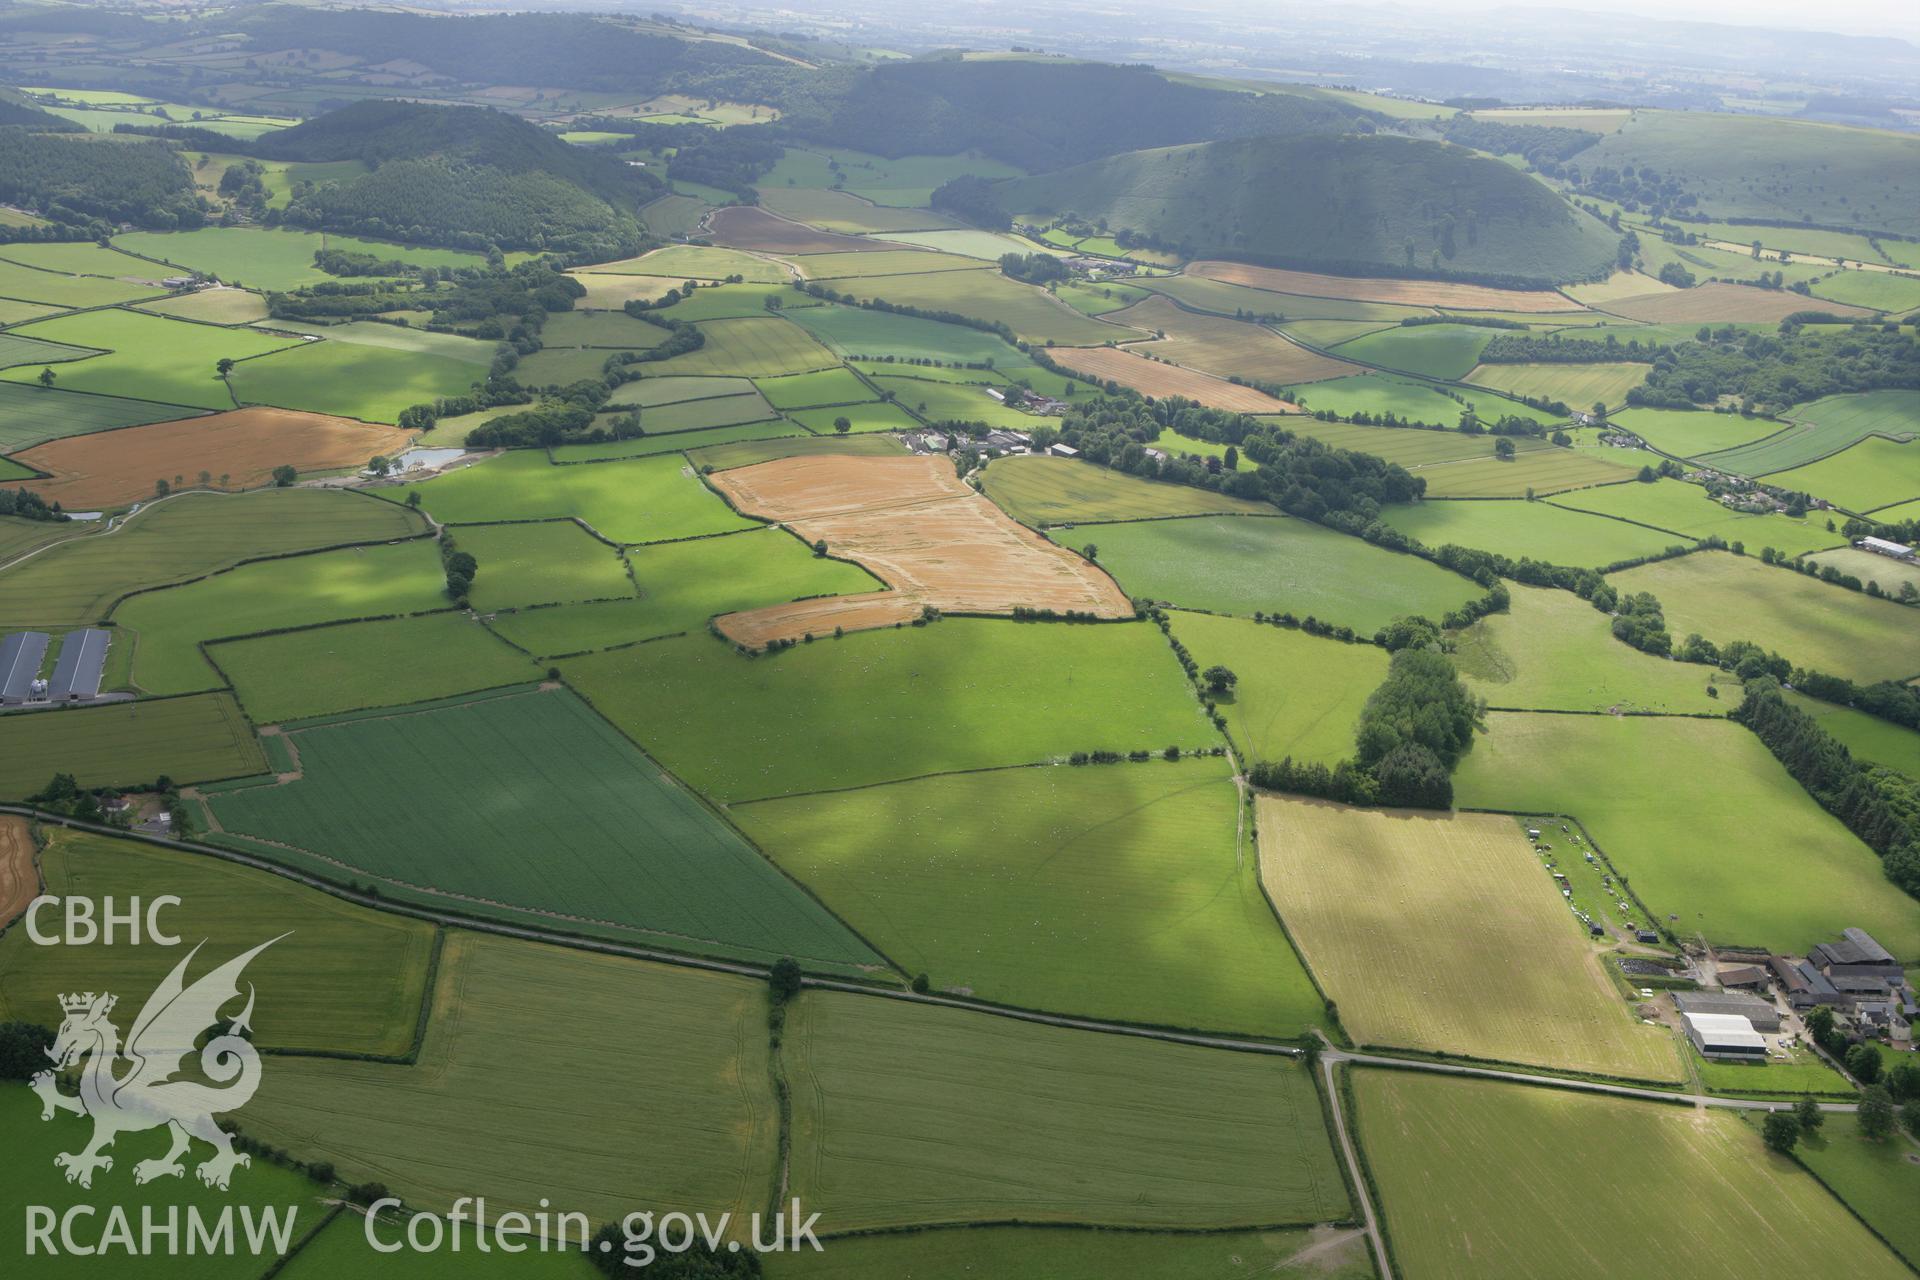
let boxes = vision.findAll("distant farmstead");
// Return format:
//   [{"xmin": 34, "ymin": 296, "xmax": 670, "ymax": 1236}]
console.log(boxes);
[
  {"xmin": 1856, "ymin": 536, "xmax": 1914, "ymax": 561},
  {"xmin": 1683, "ymin": 1012, "xmax": 1767, "ymax": 1059}
]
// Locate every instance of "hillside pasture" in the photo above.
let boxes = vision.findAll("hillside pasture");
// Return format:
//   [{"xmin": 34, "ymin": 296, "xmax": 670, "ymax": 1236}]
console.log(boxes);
[
  {"xmin": 1784, "ymin": 690, "xmax": 1920, "ymax": 777},
  {"xmin": 1464, "ymin": 360, "xmax": 1648, "ymax": 409},
  {"xmin": 554, "ymin": 420, "xmax": 800, "ymax": 460},
  {"xmin": 1044, "ymin": 345, "xmax": 1295, "ymax": 411},
  {"xmin": 1790, "ymin": 1125, "xmax": 1920, "ymax": 1269},
  {"xmin": 838, "ymin": 270, "xmax": 1129, "ymax": 345},
  {"xmin": 0, "ymin": 258, "xmax": 166, "ymax": 308},
  {"xmin": 1260, "ymin": 799, "xmax": 1680, "ymax": 1078},
  {"xmin": 1381, "ymin": 497, "xmax": 1684, "ymax": 566},
  {"xmin": 706, "ymin": 204, "xmax": 879, "ymax": 254},
  {"xmin": 0, "ymin": 383, "xmax": 202, "ymax": 454},
  {"xmin": 134, "ymin": 286, "xmax": 269, "ymax": 325},
  {"xmin": 790, "ymin": 249, "xmax": 988, "ymax": 280},
  {"xmin": 589, "ymin": 244, "xmax": 788, "ymax": 283},
  {"xmin": 756, "ymin": 187, "xmax": 959, "ymax": 234},
  {"xmin": 651, "ymin": 283, "xmax": 822, "ymax": 323},
  {"xmin": 1054, "ymin": 514, "xmax": 1478, "ymax": 633},
  {"xmin": 229, "ymin": 340, "xmax": 481, "ymax": 423},
  {"xmin": 0, "ymin": 831, "xmax": 434, "ymax": 1056},
  {"xmin": 1146, "ymin": 274, "xmax": 1431, "ymax": 322},
  {"xmin": 1281, "ymin": 418, "xmax": 1547, "ymax": 469},
  {"xmin": 754, "ymin": 367, "xmax": 873, "ymax": 409},
  {"xmin": 244, "ymin": 933, "xmax": 780, "ymax": 1224},
  {"xmin": 210, "ymin": 688, "xmax": 877, "ymax": 965},
  {"xmin": 1284, "ymin": 373, "xmax": 1466, "ymax": 426},
  {"xmin": 1697, "ymin": 391, "xmax": 1920, "ymax": 477},
  {"xmin": 1332, "ymin": 323, "xmax": 1496, "ymax": 379},
  {"xmin": 1352, "ymin": 1071, "xmax": 1911, "ymax": 1280},
  {"xmin": 647, "ymin": 317, "xmax": 840, "ymax": 377},
  {"xmin": 1187, "ymin": 261, "xmax": 1583, "ymax": 311},
  {"xmin": 0, "ymin": 309, "xmax": 299, "ymax": 409},
  {"xmin": 784, "ymin": 991, "xmax": 1346, "ymax": 1230},
  {"xmin": 629, "ymin": 389, "xmax": 775, "ymax": 433},
  {"xmin": 0, "ymin": 692, "xmax": 263, "ymax": 798},
  {"xmin": 1104, "ymin": 295, "xmax": 1358, "ymax": 383},
  {"xmin": 687, "ymin": 432, "xmax": 905, "ymax": 472},
  {"xmin": 1168, "ymin": 612, "xmax": 1385, "ymax": 763},
  {"xmin": 383, "ymin": 451, "xmax": 755, "ymax": 544},
  {"xmin": 565, "ymin": 272, "xmax": 681, "ymax": 309},
  {"xmin": 877, "ymin": 375, "xmax": 1048, "ymax": 428},
  {"xmin": 1608, "ymin": 551, "xmax": 1920, "ymax": 683},
  {"xmin": 606, "ymin": 374, "xmax": 754, "ymax": 407},
  {"xmin": 980, "ymin": 455, "xmax": 1273, "ymax": 525},
  {"xmin": 786, "ymin": 302, "xmax": 1026, "ymax": 363},
  {"xmin": 1455, "ymin": 711, "xmax": 1920, "ymax": 956},
  {"xmin": 1805, "ymin": 547, "xmax": 1920, "ymax": 599},
  {"xmin": 1548, "ymin": 479, "xmax": 1844, "ymax": 555},
  {"xmin": 787, "ymin": 402, "xmax": 920, "ymax": 434},
  {"xmin": 211, "ymin": 613, "xmax": 535, "ymax": 722},
  {"xmin": 538, "ymin": 309, "xmax": 672, "ymax": 350},
  {"xmin": 1452, "ymin": 583, "xmax": 1726, "ymax": 713},
  {"xmin": 113, "ymin": 227, "xmax": 486, "ymax": 291},
  {"xmin": 561, "ymin": 620, "xmax": 1210, "ymax": 801},
  {"xmin": 448, "ymin": 520, "xmax": 637, "ymax": 611},
  {"xmin": 738, "ymin": 759, "xmax": 1324, "ymax": 1036},
  {"xmin": 12, "ymin": 408, "xmax": 410, "ymax": 508},
  {"xmin": 1610, "ymin": 406, "xmax": 1781, "ymax": 457},
  {"xmin": 1602, "ymin": 281, "xmax": 1870, "ymax": 323},
  {"xmin": 1766, "ymin": 437, "xmax": 1920, "ymax": 513},
  {"xmin": 0, "ymin": 488, "xmax": 423, "ymax": 626},
  {"xmin": 1412, "ymin": 446, "xmax": 1635, "ymax": 498}
]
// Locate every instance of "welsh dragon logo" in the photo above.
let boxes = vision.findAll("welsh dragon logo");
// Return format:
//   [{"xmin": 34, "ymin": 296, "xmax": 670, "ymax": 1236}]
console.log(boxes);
[{"xmin": 31, "ymin": 936, "xmax": 282, "ymax": 1191}]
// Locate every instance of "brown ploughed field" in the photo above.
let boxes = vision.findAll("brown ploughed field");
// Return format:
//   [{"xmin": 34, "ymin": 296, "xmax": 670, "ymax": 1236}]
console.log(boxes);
[
  {"xmin": 1186, "ymin": 261, "xmax": 1587, "ymax": 312},
  {"xmin": 1600, "ymin": 281, "xmax": 1874, "ymax": 323},
  {"xmin": 706, "ymin": 206, "xmax": 885, "ymax": 255}
]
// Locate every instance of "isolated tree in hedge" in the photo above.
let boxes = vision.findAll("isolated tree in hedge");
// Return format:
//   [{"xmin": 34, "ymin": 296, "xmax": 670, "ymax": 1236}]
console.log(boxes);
[
  {"xmin": 1761, "ymin": 1110, "xmax": 1799, "ymax": 1155},
  {"xmin": 1494, "ymin": 437, "xmax": 1516, "ymax": 460},
  {"xmin": 1846, "ymin": 1042, "xmax": 1883, "ymax": 1084},
  {"xmin": 1859, "ymin": 1085, "xmax": 1896, "ymax": 1141},
  {"xmin": 1889, "ymin": 1059, "xmax": 1920, "ymax": 1102},
  {"xmin": 271, "ymin": 464, "xmax": 297, "ymax": 487},
  {"xmin": 1202, "ymin": 665, "xmax": 1237, "ymax": 696},
  {"xmin": 833, "ymin": 415, "xmax": 851, "ymax": 434},
  {"xmin": 216, "ymin": 357, "xmax": 236, "ymax": 378},
  {"xmin": 36, "ymin": 366, "xmax": 53, "ymax": 389},
  {"xmin": 1793, "ymin": 1095, "xmax": 1823, "ymax": 1134}
]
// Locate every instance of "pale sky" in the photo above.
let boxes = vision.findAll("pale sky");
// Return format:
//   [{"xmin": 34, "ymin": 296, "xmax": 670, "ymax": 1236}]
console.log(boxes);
[{"xmin": 1430, "ymin": 0, "xmax": 1920, "ymax": 41}]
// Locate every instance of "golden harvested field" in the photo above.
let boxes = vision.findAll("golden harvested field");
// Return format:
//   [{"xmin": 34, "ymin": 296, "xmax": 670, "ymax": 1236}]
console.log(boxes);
[
  {"xmin": 0, "ymin": 816, "xmax": 34, "ymax": 929},
  {"xmin": 706, "ymin": 204, "xmax": 880, "ymax": 254},
  {"xmin": 1046, "ymin": 344, "xmax": 1297, "ymax": 411},
  {"xmin": 1257, "ymin": 798, "xmax": 1681, "ymax": 1081},
  {"xmin": 1109, "ymin": 295, "xmax": 1359, "ymax": 383},
  {"xmin": 14, "ymin": 407, "xmax": 409, "ymax": 507},
  {"xmin": 1186, "ymin": 261, "xmax": 1585, "ymax": 312},
  {"xmin": 1558, "ymin": 271, "xmax": 1676, "ymax": 306},
  {"xmin": 1602, "ymin": 282, "xmax": 1873, "ymax": 323},
  {"xmin": 709, "ymin": 454, "xmax": 1131, "ymax": 645},
  {"xmin": 1464, "ymin": 360, "xmax": 1649, "ymax": 408},
  {"xmin": 564, "ymin": 272, "xmax": 683, "ymax": 309}
]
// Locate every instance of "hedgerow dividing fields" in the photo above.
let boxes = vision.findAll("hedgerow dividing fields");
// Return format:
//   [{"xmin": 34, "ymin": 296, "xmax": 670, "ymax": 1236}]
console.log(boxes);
[
  {"xmin": 446, "ymin": 520, "xmax": 636, "ymax": 611},
  {"xmin": 1167, "ymin": 612, "xmax": 1385, "ymax": 763},
  {"xmin": 1332, "ymin": 323, "xmax": 1495, "ymax": 378},
  {"xmin": 561, "ymin": 621, "xmax": 1211, "ymax": 802},
  {"xmin": 1258, "ymin": 799, "xmax": 1681, "ymax": 1079},
  {"xmin": 1377, "ymin": 498, "xmax": 1690, "ymax": 566},
  {"xmin": 1053, "ymin": 514, "xmax": 1479, "ymax": 634},
  {"xmin": 1352, "ymin": 1071, "xmax": 1911, "ymax": 1280},
  {"xmin": 734, "ymin": 757, "xmax": 1324, "ymax": 1036},
  {"xmin": 1549, "ymin": 479, "xmax": 1844, "ymax": 556},
  {"xmin": 0, "ymin": 830, "xmax": 435, "ymax": 1056},
  {"xmin": 688, "ymin": 432, "xmax": 905, "ymax": 472},
  {"xmin": 648, "ymin": 317, "xmax": 841, "ymax": 377},
  {"xmin": 0, "ymin": 382, "xmax": 200, "ymax": 452},
  {"xmin": 1454, "ymin": 711, "xmax": 1920, "ymax": 956},
  {"xmin": 1765, "ymin": 436, "xmax": 1920, "ymax": 513},
  {"xmin": 1409, "ymin": 447, "xmax": 1635, "ymax": 498},
  {"xmin": 1697, "ymin": 390, "xmax": 1920, "ymax": 476},
  {"xmin": 0, "ymin": 488, "xmax": 424, "ymax": 626},
  {"xmin": 208, "ymin": 688, "xmax": 878, "ymax": 965},
  {"xmin": 244, "ymin": 933, "xmax": 780, "ymax": 1225},
  {"xmin": 0, "ymin": 309, "xmax": 300, "ymax": 409},
  {"xmin": 785, "ymin": 991, "xmax": 1348, "ymax": 1230},
  {"xmin": 0, "ymin": 692, "xmax": 264, "ymax": 799}
]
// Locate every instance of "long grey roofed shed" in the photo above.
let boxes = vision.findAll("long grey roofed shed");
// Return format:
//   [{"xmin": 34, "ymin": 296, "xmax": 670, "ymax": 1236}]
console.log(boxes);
[
  {"xmin": 0, "ymin": 631, "xmax": 49, "ymax": 703},
  {"xmin": 47, "ymin": 628, "xmax": 109, "ymax": 700}
]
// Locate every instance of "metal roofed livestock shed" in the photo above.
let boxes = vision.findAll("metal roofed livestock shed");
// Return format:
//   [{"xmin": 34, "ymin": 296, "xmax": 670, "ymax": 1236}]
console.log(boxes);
[
  {"xmin": 46, "ymin": 628, "xmax": 109, "ymax": 701},
  {"xmin": 1683, "ymin": 1013, "xmax": 1767, "ymax": 1058},
  {"xmin": 1674, "ymin": 991, "xmax": 1782, "ymax": 1032},
  {"xmin": 1, "ymin": 631, "xmax": 49, "ymax": 704}
]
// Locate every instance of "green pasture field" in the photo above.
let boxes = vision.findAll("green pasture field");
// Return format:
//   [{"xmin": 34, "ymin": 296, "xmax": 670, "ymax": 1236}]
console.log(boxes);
[
  {"xmin": 766, "ymin": 1226, "xmax": 1369, "ymax": 1280},
  {"xmin": 0, "ymin": 1086, "xmax": 328, "ymax": 1280},
  {"xmin": 0, "ymin": 488, "xmax": 424, "ymax": 626},
  {"xmin": 638, "ymin": 191, "xmax": 712, "ymax": 240},
  {"xmin": 0, "ymin": 296, "xmax": 56, "ymax": 324},
  {"xmin": 1663, "ymin": 219, "xmax": 1889, "ymax": 264},
  {"xmin": 1788, "ymin": 1124, "xmax": 1920, "ymax": 1268},
  {"xmin": 211, "ymin": 612, "xmax": 536, "ymax": 723},
  {"xmin": 762, "ymin": 147, "xmax": 1024, "ymax": 207},
  {"xmin": 0, "ymin": 258, "xmax": 163, "ymax": 308},
  {"xmin": 1260, "ymin": 799, "xmax": 1681, "ymax": 1079},
  {"xmin": 0, "ymin": 458, "xmax": 33, "ymax": 481},
  {"xmin": 1145, "ymin": 274, "xmax": 1429, "ymax": 323},
  {"xmin": 653, "ymin": 283, "xmax": 820, "ymax": 322},
  {"xmin": 1455, "ymin": 711, "xmax": 1920, "ymax": 955},
  {"xmin": 592, "ymin": 244, "xmax": 788, "ymax": 283},
  {"xmin": 738, "ymin": 758, "xmax": 1324, "ymax": 1036},
  {"xmin": 1806, "ymin": 546, "xmax": 1920, "ymax": 597},
  {"xmin": 788, "ymin": 401, "xmax": 919, "ymax": 433},
  {"xmin": 232, "ymin": 337, "xmax": 480, "ymax": 423},
  {"xmin": 1406, "ymin": 447, "xmax": 1635, "ymax": 499},
  {"xmin": 1379, "ymin": 497, "xmax": 1688, "ymax": 567},
  {"xmin": 513, "ymin": 346, "xmax": 620, "ymax": 386},
  {"xmin": 553, "ymin": 419, "xmax": 801, "ymax": 460},
  {"xmin": 1699, "ymin": 390, "xmax": 1920, "ymax": 476},
  {"xmin": 876, "ymin": 228, "xmax": 1058, "ymax": 259},
  {"xmin": 1464, "ymin": 360, "xmax": 1648, "ymax": 409},
  {"xmin": 1352, "ymin": 1070, "xmax": 1910, "ymax": 1280},
  {"xmin": 1611, "ymin": 406, "xmax": 1782, "ymax": 457},
  {"xmin": 270, "ymin": 320, "xmax": 495, "ymax": 365},
  {"xmin": 1869, "ymin": 497, "xmax": 1920, "ymax": 522},
  {"xmin": 1, "ymin": 241, "xmax": 167, "ymax": 278},
  {"xmin": 1331, "ymin": 323, "xmax": 1496, "ymax": 378},
  {"xmin": 1054, "ymin": 515, "xmax": 1478, "ymax": 634},
  {"xmin": 0, "ymin": 309, "xmax": 298, "ymax": 409},
  {"xmin": 980, "ymin": 455, "xmax": 1272, "ymax": 525},
  {"xmin": 787, "ymin": 301, "xmax": 1026, "ymax": 363},
  {"xmin": 211, "ymin": 688, "xmax": 876, "ymax": 964},
  {"xmin": 563, "ymin": 620, "xmax": 1211, "ymax": 801},
  {"xmin": 840, "ymin": 270, "xmax": 1129, "ymax": 345},
  {"xmin": 566, "ymin": 272, "xmax": 680, "ymax": 309},
  {"xmin": 606, "ymin": 374, "xmax": 754, "ymax": 406},
  {"xmin": 112, "ymin": 540, "xmax": 449, "ymax": 694},
  {"xmin": 547, "ymin": 311, "xmax": 679, "ymax": 353},
  {"xmin": 448, "ymin": 520, "xmax": 637, "ymax": 611},
  {"xmin": 1283, "ymin": 373, "xmax": 1469, "ymax": 426},
  {"xmin": 135, "ymin": 286, "xmax": 270, "ymax": 325},
  {"xmin": 648, "ymin": 316, "xmax": 840, "ymax": 377},
  {"xmin": 634, "ymin": 389, "xmax": 775, "ymax": 431},
  {"xmin": 1783, "ymin": 690, "xmax": 1920, "ymax": 776},
  {"xmin": 485, "ymin": 529, "xmax": 877, "ymax": 657},
  {"xmin": 1696, "ymin": 1047, "xmax": 1851, "ymax": 1098},
  {"xmin": 785, "ymin": 991, "xmax": 1346, "ymax": 1231},
  {"xmin": 794, "ymin": 990, "xmax": 1351, "ymax": 1228},
  {"xmin": 757, "ymin": 186, "xmax": 960, "ymax": 234},
  {"xmin": 0, "ymin": 830, "xmax": 435, "ymax": 1055},
  {"xmin": 1609, "ymin": 551, "xmax": 1920, "ymax": 683},
  {"xmin": 1167, "ymin": 612, "xmax": 1386, "ymax": 764},
  {"xmin": 687, "ymin": 431, "xmax": 905, "ymax": 471},
  {"xmin": 1767, "ymin": 436, "xmax": 1920, "ymax": 512},
  {"xmin": 1278, "ymin": 418, "xmax": 1548, "ymax": 469},
  {"xmin": 245, "ymin": 932, "xmax": 780, "ymax": 1225},
  {"xmin": 1053, "ymin": 279, "xmax": 1153, "ymax": 316},
  {"xmin": 754, "ymin": 367, "xmax": 872, "ymax": 409},
  {"xmin": 878, "ymin": 376, "xmax": 1038, "ymax": 428},
  {"xmin": 0, "ymin": 691, "xmax": 263, "ymax": 798},
  {"xmin": 861, "ymin": 358, "xmax": 1086, "ymax": 398},
  {"xmin": 1453, "ymin": 583, "xmax": 1726, "ymax": 713},
  {"xmin": 1549, "ymin": 479, "xmax": 1844, "ymax": 555},
  {"xmin": 278, "ymin": 1214, "xmax": 597, "ymax": 1279},
  {"xmin": 0, "ymin": 381, "xmax": 199, "ymax": 452},
  {"xmin": 1807, "ymin": 268, "xmax": 1920, "ymax": 314},
  {"xmin": 792, "ymin": 249, "xmax": 988, "ymax": 280},
  {"xmin": 114, "ymin": 227, "xmax": 485, "ymax": 291},
  {"xmin": 0, "ymin": 516, "xmax": 90, "ymax": 564},
  {"xmin": 1281, "ymin": 318, "xmax": 1399, "ymax": 346},
  {"xmin": 384, "ymin": 451, "xmax": 756, "ymax": 544}
]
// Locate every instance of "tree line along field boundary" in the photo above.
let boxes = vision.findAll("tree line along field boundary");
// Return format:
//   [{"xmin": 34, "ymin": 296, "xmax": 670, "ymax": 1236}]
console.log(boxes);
[{"xmin": 257, "ymin": 927, "xmax": 448, "ymax": 1067}]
